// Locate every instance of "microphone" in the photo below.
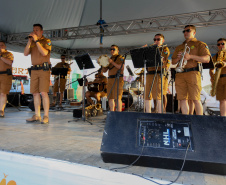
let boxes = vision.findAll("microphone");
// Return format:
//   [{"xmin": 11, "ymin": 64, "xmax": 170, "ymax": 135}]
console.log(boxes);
[
  {"xmin": 25, "ymin": 36, "xmax": 33, "ymax": 39},
  {"xmin": 126, "ymin": 65, "xmax": 134, "ymax": 76}
]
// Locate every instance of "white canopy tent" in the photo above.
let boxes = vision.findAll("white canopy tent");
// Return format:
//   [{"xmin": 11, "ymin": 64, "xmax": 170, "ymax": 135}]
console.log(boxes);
[
  {"xmin": 0, "ymin": 0, "xmax": 225, "ymax": 99},
  {"xmin": 0, "ymin": 0, "xmax": 226, "ymax": 57}
]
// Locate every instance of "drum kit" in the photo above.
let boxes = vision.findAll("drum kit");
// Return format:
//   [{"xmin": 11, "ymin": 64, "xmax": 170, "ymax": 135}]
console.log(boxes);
[{"xmin": 122, "ymin": 69, "xmax": 145, "ymax": 111}]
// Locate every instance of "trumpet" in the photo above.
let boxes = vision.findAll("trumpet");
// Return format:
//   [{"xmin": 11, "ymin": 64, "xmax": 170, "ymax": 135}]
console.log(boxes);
[
  {"xmin": 211, "ymin": 49, "xmax": 225, "ymax": 96},
  {"xmin": 175, "ymin": 43, "xmax": 190, "ymax": 73}
]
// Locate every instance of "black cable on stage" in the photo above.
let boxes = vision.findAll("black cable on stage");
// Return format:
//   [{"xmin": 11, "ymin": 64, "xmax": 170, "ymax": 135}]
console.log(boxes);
[
  {"xmin": 106, "ymin": 120, "xmax": 191, "ymax": 185},
  {"xmin": 132, "ymin": 142, "xmax": 190, "ymax": 185},
  {"xmin": 109, "ymin": 136, "xmax": 146, "ymax": 171}
]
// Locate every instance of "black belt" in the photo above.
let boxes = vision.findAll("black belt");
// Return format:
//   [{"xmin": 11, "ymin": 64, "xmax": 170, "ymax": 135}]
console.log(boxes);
[
  {"xmin": 108, "ymin": 74, "xmax": 123, "ymax": 79},
  {"xmin": 0, "ymin": 69, "xmax": 12, "ymax": 75},
  {"xmin": 31, "ymin": 65, "xmax": 43, "ymax": 70},
  {"xmin": 30, "ymin": 63, "xmax": 52, "ymax": 70},
  {"xmin": 0, "ymin": 71, "xmax": 8, "ymax": 74},
  {"xmin": 147, "ymin": 71, "xmax": 161, "ymax": 75},
  {"xmin": 220, "ymin": 74, "xmax": 226, "ymax": 78},
  {"xmin": 181, "ymin": 66, "xmax": 199, "ymax": 73}
]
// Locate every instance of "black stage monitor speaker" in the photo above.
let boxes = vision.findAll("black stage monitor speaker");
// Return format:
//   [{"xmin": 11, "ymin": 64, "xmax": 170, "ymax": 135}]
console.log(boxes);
[{"xmin": 101, "ymin": 112, "xmax": 226, "ymax": 175}]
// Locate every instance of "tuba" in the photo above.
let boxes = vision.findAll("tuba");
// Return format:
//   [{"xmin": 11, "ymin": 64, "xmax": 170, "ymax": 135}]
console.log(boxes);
[
  {"xmin": 175, "ymin": 43, "xmax": 190, "ymax": 73},
  {"xmin": 210, "ymin": 49, "xmax": 225, "ymax": 96}
]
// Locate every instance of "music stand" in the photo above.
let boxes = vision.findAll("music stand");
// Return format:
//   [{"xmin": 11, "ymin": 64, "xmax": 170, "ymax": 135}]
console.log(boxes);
[
  {"xmin": 52, "ymin": 67, "xmax": 69, "ymax": 110},
  {"xmin": 130, "ymin": 45, "xmax": 161, "ymax": 112},
  {"xmin": 74, "ymin": 53, "xmax": 95, "ymax": 124},
  {"xmin": 77, "ymin": 78, "xmax": 86, "ymax": 86},
  {"xmin": 202, "ymin": 56, "xmax": 214, "ymax": 69}
]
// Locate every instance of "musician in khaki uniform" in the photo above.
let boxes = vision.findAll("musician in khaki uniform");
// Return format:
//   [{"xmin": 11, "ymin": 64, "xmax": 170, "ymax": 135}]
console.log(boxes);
[
  {"xmin": 209, "ymin": 38, "xmax": 226, "ymax": 116},
  {"xmin": 85, "ymin": 69, "xmax": 107, "ymax": 109},
  {"xmin": 172, "ymin": 25, "xmax": 211, "ymax": 115},
  {"xmin": 0, "ymin": 41, "xmax": 14, "ymax": 117},
  {"xmin": 144, "ymin": 33, "xmax": 170, "ymax": 113},
  {"xmin": 51, "ymin": 54, "xmax": 71, "ymax": 107},
  {"xmin": 102, "ymin": 45, "xmax": 124, "ymax": 111},
  {"xmin": 24, "ymin": 24, "xmax": 52, "ymax": 124}
]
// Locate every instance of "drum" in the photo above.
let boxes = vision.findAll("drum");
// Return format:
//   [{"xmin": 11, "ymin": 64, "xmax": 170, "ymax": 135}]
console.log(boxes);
[
  {"xmin": 123, "ymin": 81, "xmax": 130, "ymax": 90},
  {"xmin": 130, "ymin": 81, "xmax": 143, "ymax": 91},
  {"xmin": 121, "ymin": 91, "xmax": 137, "ymax": 109},
  {"xmin": 137, "ymin": 74, "xmax": 144, "ymax": 85},
  {"xmin": 98, "ymin": 55, "xmax": 110, "ymax": 67},
  {"xmin": 88, "ymin": 83, "xmax": 105, "ymax": 92}
]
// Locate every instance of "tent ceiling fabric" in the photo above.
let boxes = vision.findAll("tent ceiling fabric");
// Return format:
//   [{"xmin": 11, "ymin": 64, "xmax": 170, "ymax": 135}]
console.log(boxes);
[
  {"xmin": 1, "ymin": 0, "xmax": 226, "ymax": 57},
  {"xmin": 80, "ymin": 0, "xmax": 225, "ymax": 26},
  {"xmin": 0, "ymin": 0, "xmax": 86, "ymax": 33}
]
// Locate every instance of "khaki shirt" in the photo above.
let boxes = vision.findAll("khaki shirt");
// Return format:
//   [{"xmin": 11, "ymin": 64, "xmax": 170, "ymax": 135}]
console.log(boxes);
[
  {"xmin": 30, "ymin": 36, "xmax": 51, "ymax": 65},
  {"xmin": 108, "ymin": 54, "xmax": 124, "ymax": 76},
  {"xmin": 147, "ymin": 46, "xmax": 170, "ymax": 71},
  {"xmin": 172, "ymin": 38, "xmax": 211, "ymax": 69},
  {"xmin": 0, "ymin": 50, "xmax": 14, "ymax": 71},
  {"xmin": 54, "ymin": 61, "xmax": 71, "ymax": 78},
  {"xmin": 212, "ymin": 53, "xmax": 226, "ymax": 75},
  {"xmin": 93, "ymin": 74, "xmax": 107, "ymax": 84},
  {"xmin": 54, "ymin": 61, "xmax": 70, "ymax": 69}
]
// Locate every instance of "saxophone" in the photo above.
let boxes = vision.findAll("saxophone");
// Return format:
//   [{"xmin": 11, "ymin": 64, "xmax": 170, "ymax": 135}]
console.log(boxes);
[
  {"xmin": 211, "ymin": 49, "xmax": 225, "ymax": 96},
  {"xmin": 95, "ymin": 103, "xmax": 102, "ymax": 110}
]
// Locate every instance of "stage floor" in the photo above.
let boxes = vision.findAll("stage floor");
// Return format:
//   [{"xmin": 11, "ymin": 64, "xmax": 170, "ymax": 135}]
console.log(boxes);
[{"xmin": 0, "ymin": 106, "xmax": 225, "ymax": 185}]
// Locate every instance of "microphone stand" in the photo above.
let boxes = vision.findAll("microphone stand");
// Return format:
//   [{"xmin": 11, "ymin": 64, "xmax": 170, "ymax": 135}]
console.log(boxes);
[
  {"xmin": 147, "ymin": 45, "xmax": 165, "ymax": 113},
  {"xmin": 159, "ymin": 46, "xmax": 166, "ymax": 113},
  {"xmin": 142, "ymin": 51, "xmax": 147, "ymax": 113},
  {"xmin": 126, "ymin": 65, "xmax": 134, "ymax": 111},
  {"xmin": 65, "ymin": 70, "xmax": 98, "ymax": 87},
  {"xmin": 68, "ymin": 68, "xmax": 99, "ymax": 124}
]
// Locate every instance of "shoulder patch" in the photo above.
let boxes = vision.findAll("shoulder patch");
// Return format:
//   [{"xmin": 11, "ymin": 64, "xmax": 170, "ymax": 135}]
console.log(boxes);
[
  {"xmin": 47, "ymin": 40, "xmax": 51, "ymax": 46},
  {"xmin": 191, "ymin": 45, "xmax": 195, "ymax": 49},
  {"xmin": 164, "ymin": 50, "xmax": 168, "ymax": 54}
]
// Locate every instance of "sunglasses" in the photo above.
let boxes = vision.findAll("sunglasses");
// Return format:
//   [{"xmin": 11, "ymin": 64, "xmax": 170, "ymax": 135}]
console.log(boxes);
[
  {"xmin": 182, "ymin": 29, "xmax": 191, "ymax": 33},
  {"xmin": 217, "ymin": 43, "xmax": 225, "ymax": 46},
  {"xmin": 110, "ymin": 48, "xmax": 115, "ymax": 51},
  {"xmin": 153, "ymin": 38, "xmax": 161, "ymax": 41}
]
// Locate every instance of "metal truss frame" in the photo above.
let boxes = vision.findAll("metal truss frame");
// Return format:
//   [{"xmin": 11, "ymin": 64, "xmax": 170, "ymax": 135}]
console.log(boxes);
[
  {"xmin": 2, "ymin": 8, "xmax": 223, "ymax": 55},
  {"xmin": 6, "ymin": 8, "xmax": 226, "ymax": 43}
]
